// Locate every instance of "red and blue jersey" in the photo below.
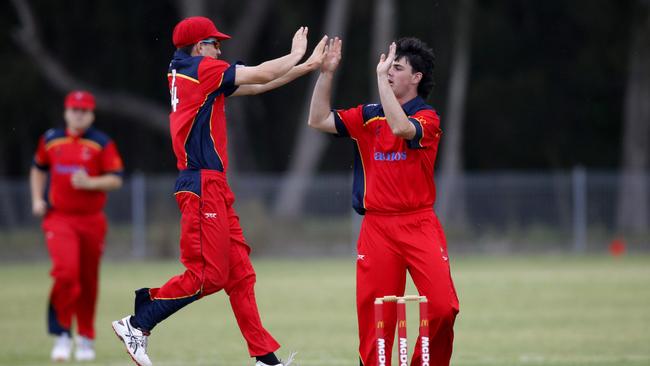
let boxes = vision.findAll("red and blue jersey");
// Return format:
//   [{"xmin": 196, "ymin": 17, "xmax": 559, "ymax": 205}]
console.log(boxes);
[
  {"xmin": 167, "ymin": 50, "xmax": 239, "ymax": 175},
  {"xmin": 333, "ymin": 96, "xmax": 442, "ymax": 215},
  {"xmin": 33, "ymin": 127, "xmax": 124, "ymax": 214}
]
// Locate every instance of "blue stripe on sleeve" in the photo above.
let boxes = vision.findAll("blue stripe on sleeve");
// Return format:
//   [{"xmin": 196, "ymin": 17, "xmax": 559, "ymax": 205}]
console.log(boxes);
[
  {"xmin": 406, "ymin": 118, "xmax": 424, "ymax": 149},
  {"xmin": 333, "ymin": 110, "xmax": 350, "ymax": 137}
]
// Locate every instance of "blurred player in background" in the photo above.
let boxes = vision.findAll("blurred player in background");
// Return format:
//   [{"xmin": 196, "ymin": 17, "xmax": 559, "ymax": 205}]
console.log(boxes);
[
  {"xmin": 112, "ymin": 16, "xmax": 327, "ymax": 366},
  {"xmin": 308, "ymin": 37, "xmax": 460, "ymax": 366},
  {"xmin": 30, "ymin": 90, "xmax": 124, "ymax": 362}
]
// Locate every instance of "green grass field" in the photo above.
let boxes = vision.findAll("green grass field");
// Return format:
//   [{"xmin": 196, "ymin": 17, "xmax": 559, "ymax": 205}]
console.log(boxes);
[{"xmin": 1, "ymin": 255, "xmax": 649, "ymax": 366}]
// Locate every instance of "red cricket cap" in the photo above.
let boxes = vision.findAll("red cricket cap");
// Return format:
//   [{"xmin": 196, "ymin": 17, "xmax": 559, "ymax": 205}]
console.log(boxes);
[
  {"xmin": 64, "ymin": 90, "xmax": 96, "ymax": 110},
  {"xmin": 172, "ymin": 16, "xmax": 231, "ymax": 48}
]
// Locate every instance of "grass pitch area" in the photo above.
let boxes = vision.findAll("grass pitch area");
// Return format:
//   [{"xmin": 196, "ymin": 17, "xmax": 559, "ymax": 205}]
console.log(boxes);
[{"xmin": 1, "ymin": 255, "xmax": 648, "ymax": 366}]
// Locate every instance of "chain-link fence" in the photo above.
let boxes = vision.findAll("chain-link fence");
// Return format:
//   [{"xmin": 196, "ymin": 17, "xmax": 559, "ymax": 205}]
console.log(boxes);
[{"xmin": 1, "ymin": 169, "xmax": 648, "ymax": 261}]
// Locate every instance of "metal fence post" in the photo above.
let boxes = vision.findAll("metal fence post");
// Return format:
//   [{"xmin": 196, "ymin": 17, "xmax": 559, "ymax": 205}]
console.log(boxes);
[
  {"xmin": 131, "ymin": 172, "xmax": 147, "ymax": 258},
  {"xmin": 572, "ymin": 166, "xmax": 587, "ymax": 253}
]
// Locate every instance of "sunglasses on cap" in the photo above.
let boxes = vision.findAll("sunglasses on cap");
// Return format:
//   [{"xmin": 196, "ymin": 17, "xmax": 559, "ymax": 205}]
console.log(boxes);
[
  {"xmin": 68, "ymin": 108, "xmax": 93, "ymax": 113},
  {"xmin": 199, "ymin": 38, "xmax": 220, "ymax": 48}
]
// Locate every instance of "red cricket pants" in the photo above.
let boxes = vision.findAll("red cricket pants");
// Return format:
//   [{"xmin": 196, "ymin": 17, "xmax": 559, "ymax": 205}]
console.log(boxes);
[
  {"xmin": 357, "ymin": 209, "xmax": 459, "ymax": 366},
  {"xmin": 43, "ymin": 210, "xmax": 106, "ymax": 339},
  {"xmin": 135, "ymin": 170, "xmax": 280, "ymax": 356}
]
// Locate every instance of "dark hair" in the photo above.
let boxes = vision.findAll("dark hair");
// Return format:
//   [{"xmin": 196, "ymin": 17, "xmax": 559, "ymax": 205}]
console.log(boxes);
[{"xmin": 394, "ymin": 37, "xmax": 435, "ymax": 98}]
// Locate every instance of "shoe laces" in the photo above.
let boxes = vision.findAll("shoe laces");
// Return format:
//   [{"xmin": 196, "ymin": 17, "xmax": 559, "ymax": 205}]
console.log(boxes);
[{"xmin": 126, "ymin": 326, "xmax": 148, "ymax": 353}]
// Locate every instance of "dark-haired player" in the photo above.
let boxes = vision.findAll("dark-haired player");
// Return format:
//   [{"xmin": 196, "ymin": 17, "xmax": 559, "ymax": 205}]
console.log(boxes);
[{"xmin": 308, "ymin": 37, "xmax": 459, "ymax": 366}]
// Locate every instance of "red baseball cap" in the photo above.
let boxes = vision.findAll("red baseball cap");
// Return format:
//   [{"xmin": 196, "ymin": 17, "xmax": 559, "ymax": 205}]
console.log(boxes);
[
  {"xmin": 172, "ymin": 16, "xmax": 231, "ymax": 48},
  {"xmin": 64, "ymin": 90, "xmax": 96, "ymax": 110}
]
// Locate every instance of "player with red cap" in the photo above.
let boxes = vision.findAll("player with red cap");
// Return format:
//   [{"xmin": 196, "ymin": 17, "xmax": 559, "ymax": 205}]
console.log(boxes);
[
  {"xmin": 308, "ymin": 38, "xmax": 459, "ymax": 366},
  {"xmin": 112, "ymin": 16, "xmax": 328, "ymax": 366},
  {"xmin": 31, "ymin": 90, "xmax": 124, "ymax": 362}
]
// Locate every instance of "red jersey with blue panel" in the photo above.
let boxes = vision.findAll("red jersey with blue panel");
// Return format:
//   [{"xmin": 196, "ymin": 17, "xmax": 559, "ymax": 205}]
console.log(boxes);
[
  {"xmin": 333, "ymin": 96, "xmax": 442, "ymax": 214},
  {"xmin": 33, "ymin": 127, "xmax": 124, "ymax": 213},
  {"xmin": 33, "ymin": 126, "xmax": 123, "ymax": 340},
  {"xmin": 333, "ymin": 96, "xmax": 459, "ymax": 366},
  {"xmin": 128, "ymin": 50, "xmax": 281, "ymax": 357},
  {"xmin": 168, "ymin": 49, "xmax": 239, "ymax": 173}
]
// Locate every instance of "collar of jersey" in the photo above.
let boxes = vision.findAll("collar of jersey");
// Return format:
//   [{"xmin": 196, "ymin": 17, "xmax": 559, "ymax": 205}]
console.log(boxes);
[
  {"xmin": 401, "ymin": 96, "xmax": 434, "ymax": 115},
  {"xmin": 65, "ymin": 126, "xmax": 93, "ymax": 138}
]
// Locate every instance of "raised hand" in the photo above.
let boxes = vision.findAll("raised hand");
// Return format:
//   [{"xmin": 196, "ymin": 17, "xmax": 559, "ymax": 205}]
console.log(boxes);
[
  {"xmin": 321, "ymin": 37, "xmax": 342, "ymax": 73},
  {"xmin": 376, "ymin": 42, "xmax": 396, "ymax": 76},
  {"xmin": 291, "ymin": 26, "xmax": 309, "ymax": 58},
  {"xmin": 303, "ymin": 35, "xmax": 329, "ymax": 71}
]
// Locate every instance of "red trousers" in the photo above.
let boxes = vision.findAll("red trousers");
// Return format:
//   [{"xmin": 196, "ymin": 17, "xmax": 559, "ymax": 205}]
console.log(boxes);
[
  {"xmin": 43, "ymin": 211, "xmax": 106, "ymax": 339},
  {"xmin": 134, "ymin": 170, "xmax": 280, "ymax": 357},
  {"xmin": 357, "ymin": 209, "xmax": 459, "ymax": 366}
]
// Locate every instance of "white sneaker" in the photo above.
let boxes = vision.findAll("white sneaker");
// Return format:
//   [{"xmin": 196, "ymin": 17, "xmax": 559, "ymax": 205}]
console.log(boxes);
[
  {"xmin": 111, "ymin": 316, "xmax": 152, "ymax": 366},
  {"xmin": 74, "ymin": 335, "xmax": 96, "ymax": 361},
  {"xmin": 51, "ymin": 333, "xmax": 72, "ymax": 362},
  {"xmin": 255, "ymin": 352, "xmax": 298, "ymax": 366}
]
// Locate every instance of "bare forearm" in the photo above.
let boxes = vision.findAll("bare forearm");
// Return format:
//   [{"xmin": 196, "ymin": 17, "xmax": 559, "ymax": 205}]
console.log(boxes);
[
  {"xmin": 83, "ymin": 174, "xmax": 123, "ymax": 192},
  {"xmin": 235, "ymin": 62, "xmax": 313, "ymax": 96},
  {"xmin": 308, "ymin": 72, "xmax": 336, "ymax": 130},
  {"xmin": 30, "ymin": 167, "xmax": 47, "ymax": 202},
  {"xmin": 377, "ymin": 76, "xmax": 416, "ymax": 139},
  {"xmin": 266, "ymin": 60, "xmax": 315, "ymax": 88},
  {"xmin": 259, "ymin": 52, "xmax": 303, "ymax": 79},
  {"xmin": 237, "ymin": 52, "xmax": 303, "ymax": 85}
]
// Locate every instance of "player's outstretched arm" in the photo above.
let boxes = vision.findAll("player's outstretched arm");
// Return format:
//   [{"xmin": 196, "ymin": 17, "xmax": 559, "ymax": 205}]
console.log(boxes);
[
  {"xmin": 308, "ymin": 37, "xmax": 342, "ymax": 134},
  {"xmin": 232, "ymin": 35, "xmax": 328, "ymax": 96},
  {"xmin": 234, "ymin": 27, "xmax": 309, "ymax": 86},
  {"xmin": 376, "ymin": 42, "xmax": 416, "ymax": 139},
  {"xmin": 30, "ymin": 166, "xmax": 48, "ymax": 217}
]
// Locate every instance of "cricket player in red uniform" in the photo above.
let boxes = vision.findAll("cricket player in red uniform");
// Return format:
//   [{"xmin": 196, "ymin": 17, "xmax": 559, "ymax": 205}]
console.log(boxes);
[
  {"xmin": 30, "ymin": 90, "xmax": 124, "ymax": 362},
  {"xmin": 111, "ymin": 17, "xmax": 327, "ymax": 366},
  {"xmin": 308, "ymin": 37, "xmax": 460, "ymax": 366}
]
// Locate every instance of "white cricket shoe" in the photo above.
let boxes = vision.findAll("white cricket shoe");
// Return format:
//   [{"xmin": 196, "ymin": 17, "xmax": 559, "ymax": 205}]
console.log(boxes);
[
  {"xmin": 51, "ymin": 333, "xmax": 72, "ymax": 362},
  {"xmin": 74, "ymin": 335, "xmax": 96, "ymax": 361},
  {"xmin": 255, "ymin": 352, "xmax": 298, "ymax": 366},
  {"xmin": 111, "ymin": 316, "xmax": 152, "ymax": 366}
]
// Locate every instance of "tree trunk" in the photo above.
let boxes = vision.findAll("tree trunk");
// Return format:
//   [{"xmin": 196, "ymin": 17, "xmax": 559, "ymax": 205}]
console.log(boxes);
[
  {"xmin": 435, "ymin": 0, "xmax": 474, "ymax": 228},
  {"xmin": 617, "ymin": 5, "xmax": 650, "ymax": 233},
  {"xmin": 221, "ymin": 0, "xmax": 273, "ymax": 173},
  {"xmin": 272, "ymin": 0, "xmax": 351, "ymax": 218},
  {"xmin": 175, "ymin": 0, "xmax": 208, "ymax": 18},
  {"xmin": 10, "ymin": 0, "xmax": 169, "ymax": 134}
]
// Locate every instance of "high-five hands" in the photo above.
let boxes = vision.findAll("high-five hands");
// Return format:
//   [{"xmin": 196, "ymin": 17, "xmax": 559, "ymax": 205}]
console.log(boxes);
[
  {"xmin": 377, "ymin": 42, "xmax": 396, "ymax": 76},
  {"xmin": 303, "ymin": 35, "xmax": 329, "ymax": 71},
  {"xmin": 291, "ymin": 27, "xmax": 309, "ymax": 58},
  {"xmin": 321, "ymin": 37, "xmax": 342, "ymax": 74}
]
